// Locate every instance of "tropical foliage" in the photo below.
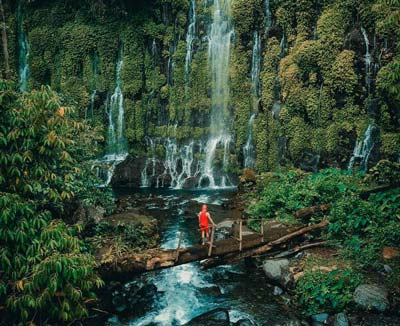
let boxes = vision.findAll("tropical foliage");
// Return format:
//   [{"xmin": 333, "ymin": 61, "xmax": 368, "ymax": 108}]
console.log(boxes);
[{"xmin": 0, "ymin": 81, "xmax": 108, "ymax": 323}]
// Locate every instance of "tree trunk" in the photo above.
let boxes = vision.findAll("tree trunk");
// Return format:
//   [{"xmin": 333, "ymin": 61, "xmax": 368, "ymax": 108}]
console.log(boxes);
[
  {"xmin": 98, "ymin": 220, "xmax": 328, "ymax": 280},
  {"xmin": 0, "ymin": 0, "xmax": 10, "ymax": 79}
]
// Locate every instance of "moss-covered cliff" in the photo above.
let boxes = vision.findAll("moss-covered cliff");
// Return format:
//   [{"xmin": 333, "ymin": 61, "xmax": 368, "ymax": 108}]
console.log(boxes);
[{"xmin": 1, "ymin": 0, "xmax": 399, "ymax": 182}]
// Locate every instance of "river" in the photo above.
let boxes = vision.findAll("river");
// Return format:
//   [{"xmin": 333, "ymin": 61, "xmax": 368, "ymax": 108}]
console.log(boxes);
[{"xmin": 105, "ymin": 188, "xmax": 298, "ymax": 326}]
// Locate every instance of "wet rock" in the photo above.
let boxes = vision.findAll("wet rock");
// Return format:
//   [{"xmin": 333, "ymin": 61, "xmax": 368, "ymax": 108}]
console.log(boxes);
[
  {"xmin": 333, "ymin": 312, "xmax": 349, "ymax": 326},
  {"xmin": 184, "ymin": 308, "xmax": 230, "ymax": 325},
  {"xmin": 262, "ymin": 259, "xmax": 293, "ymax": 287},
  {"xmin": 198, "ymin": 285, "xmax": 222, "ymax": 296},
  {"xmin": 349, "ymin": 312, "xmax": 400, "ymax": 326},
  {"xmin": 311, "ymin": 313, "xmax": 329, "ymax": 323},
  {"xmin": 234, "ymin": 318, "xmax": 255, "ymax": 326},
  {"xmin": 383, "ymin": 264, "xmax": 393, "ymax": 274},
  {"xmin": 270, "ymin": 317, "xmax": 302, "ymax": 326},
  {"xmin": 111, "ymin": 155, "xmax": 147, "ymax": 187},
  {"xmin": 182, "ymin": 176, "xmax": 198, "ymax": 189},
  {"xmin": 110, "ymin": 281, "xmax": 158, "ymax": 315},
  {"xmin": 73, "ymin": 203, "xmax": 105, "ymax": 224},
  {"xmin": 273, "ymin": 286, "xmax": 283, "ymax": 296},
  {"xmin": 354, "ymin": 284, "xmax": 389, "ymax": 312}
]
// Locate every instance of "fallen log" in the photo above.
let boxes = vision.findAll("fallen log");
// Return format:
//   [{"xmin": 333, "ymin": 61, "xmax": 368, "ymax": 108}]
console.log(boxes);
[
  {"xmin": 268, "ymin": 241, "xmax": 327, "ymax": 259},
  {"xmin": 200, "ymin": 220, "xmax": 328, "ymax": 269},
  {"xmin": 96, "ymin": 220, "xmax": 329, "ymax": 280}
]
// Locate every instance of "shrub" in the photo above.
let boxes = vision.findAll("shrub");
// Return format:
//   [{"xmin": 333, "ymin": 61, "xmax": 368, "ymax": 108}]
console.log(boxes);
[
  {"xmin": 0, "ymin": 81, "xmax": 107, "ymax": 323},
  {"xmin": 296, "ymin": 268, "xmax": 363, "ymax": 316}
]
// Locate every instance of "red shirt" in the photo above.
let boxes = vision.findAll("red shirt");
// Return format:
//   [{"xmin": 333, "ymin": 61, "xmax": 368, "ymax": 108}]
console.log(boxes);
[{"xmin": 199, "ymin": 211, "xmax": 209, "ymax": 227}]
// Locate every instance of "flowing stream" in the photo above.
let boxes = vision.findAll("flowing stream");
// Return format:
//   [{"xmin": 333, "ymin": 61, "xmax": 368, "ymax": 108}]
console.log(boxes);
[{"xmin": 106, "ymin": 189, "xmax": 298, "ymax": 326}]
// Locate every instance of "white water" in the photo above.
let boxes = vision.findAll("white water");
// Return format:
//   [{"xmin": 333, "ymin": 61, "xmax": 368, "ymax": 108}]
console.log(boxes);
[
  {"xmin": 185, "ymin": 0, "xmax": 197, "ymax": 81},
  {"xmin": 200, "ymin": 0, "xmax": 234, "ymax": 188},
  {"xmin": 265, "ymin": 0, "xmax": 272, "ymax": 31},
  {"xmin": 243, "ymin": 31, "xmax": 261, "ymax": 168},
  {"xmin": 93, "ymin": 47, "xmax": 128, "ymax": 186},
  {"xmin": 86, "ymin": 53, "xmax": 99, "ymax": 120},
  {"xmin": 348, "ymin": 124, "xmax": 377, "ymax": 171},
  {"xmin": 141, "ymin": 137, "xmax": 157, "ymax": 188},
  {"xmin": 361, "ymin": 27, "xmax": 372, "ymax": 93},
  {"xmin": 17, "ymin": 0, "xmax": 30, "ymax": 91},
  {"xmin": 106, "ymin": 46, "xmax": 127, "ymax": 157},
  {"xmin": 141, "ymin": 138, "xmax": 202, "ymax": 189},
  {"xmin": 243, "ymin": 114, "xmax": 256, "ymax": 168}
]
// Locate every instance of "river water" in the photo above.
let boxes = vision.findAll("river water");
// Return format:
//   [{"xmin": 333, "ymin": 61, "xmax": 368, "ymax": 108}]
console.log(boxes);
[{"xmin": 106, "ymin": 189, "xmax": 297, "ymax": 326}]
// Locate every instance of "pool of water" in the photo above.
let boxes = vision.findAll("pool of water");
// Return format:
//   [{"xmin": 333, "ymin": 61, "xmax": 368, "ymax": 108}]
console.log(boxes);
[{"xmin": 105, "ymin": 188, "xmax": 297, "ymax": 325}]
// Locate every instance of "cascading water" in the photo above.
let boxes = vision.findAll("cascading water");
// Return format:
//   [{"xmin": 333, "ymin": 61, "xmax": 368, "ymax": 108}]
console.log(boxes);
[
  {"xmin": 243, "ymin": 114, "xmax": 256, "ymax": 168},
  {"xmin": 361, "ymin": 27, "xmax": 372, "ymax": 93},
  {"xmin": 140, "ymin": 137, "xmax": 202, "ymax": 189},
  {"xmin": 141, "ymin": 137, "xmax": 157, "ymax": 188},
  {"xmin": 93, "ymin": 46, "xmax": 127, "ymax": 186},
  {"xmin": 265, "ymin": 0, "xmax": 272, "ymax": 31},
  {"xmin": 17, "ymin": 0, "xmax": 30, "ymax": 91},
  {"xmin": 185, "ymin": 0, "xmax": 197, "ymax": 81},
  {"xmin": 105, "ymin": 45, "xmax": 127, "ymax": 160},
  {"xmin": 199, "ymin": 0, "xmax": 234, "ymax": 188},
  {"xmin": 348, "ymin": 124, "xmax": 377, "ymax": 171},
  {"xmin": 243, "ymin": 31, "xmax": 261, "ymax": 168},
  {"xmin": 86, "ymin": 53, "xmax": 99, "ymax": 120}
]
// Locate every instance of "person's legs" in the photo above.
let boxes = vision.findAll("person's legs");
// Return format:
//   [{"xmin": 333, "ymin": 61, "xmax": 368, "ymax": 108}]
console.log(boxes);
[{"xmin": 201, "ymin": 230, "xmax": 205, "ymax": 245}]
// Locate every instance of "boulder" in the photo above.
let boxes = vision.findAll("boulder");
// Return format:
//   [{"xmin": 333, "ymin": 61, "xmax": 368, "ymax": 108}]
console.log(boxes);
[
  {"xmin": 333, "ymin": 312, "xmax": 349, "ymax": 326},
  {"xmin": 311, "ymin": 313, "xmax": 329, "ymax": 323},
  {"xmin": 273, "ymin": 286, "xmax": 283, "ymax": 296},
  {"xmin": 184, "ymin": 308, "xmax": 230, "ymax": 326},
  {"xmin": 198, "ymin": 285, "xmax": 222, "ymax": 296},
  {"xmin": 86, "ymin": 205, "xmax": 105, "ymax": 223},
  {"xmin": 234, "ymin": 319, "xmax": 255, "ymax": 326},
  {"xmin": 262, "ymin": 259, "xmax": 293, "ymax": 287},
  {"xmin": 354, "ymin": 284, "xmax": 389, "ymax": 312},
  {"xmin": 73, "ymin": 203, "xmax": 105, "ymax": 224}
]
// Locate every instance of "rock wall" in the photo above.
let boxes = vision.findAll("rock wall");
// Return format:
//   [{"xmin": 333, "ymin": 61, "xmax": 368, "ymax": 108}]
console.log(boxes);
[{"xmin": 2, "ymin": 0, "xmax": 399, "ymax": 186}]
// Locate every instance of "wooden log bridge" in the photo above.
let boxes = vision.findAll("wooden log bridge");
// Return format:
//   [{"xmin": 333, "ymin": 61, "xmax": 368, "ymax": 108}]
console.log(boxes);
[{"xmin": 98, "ymin": 220, "xmax": 328, "ymax": 281}]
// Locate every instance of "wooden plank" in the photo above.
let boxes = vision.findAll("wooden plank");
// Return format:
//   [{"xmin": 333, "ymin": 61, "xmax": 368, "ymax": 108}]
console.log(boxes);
[
  {"xmin": 208, "ymin": 224, "xmax": 216, "ymax": 257},
  {"xmin": 98, "ymin": 220, "xmax": 329, "ymax": 280}
]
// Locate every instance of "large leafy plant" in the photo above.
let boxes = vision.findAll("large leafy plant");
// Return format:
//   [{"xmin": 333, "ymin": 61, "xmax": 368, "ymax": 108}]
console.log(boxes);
[{"xmin": 0, "ymin": 81, "xmax": 105, "ymax": 323}]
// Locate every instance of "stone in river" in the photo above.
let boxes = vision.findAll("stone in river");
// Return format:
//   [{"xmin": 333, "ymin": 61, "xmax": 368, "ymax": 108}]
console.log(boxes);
[
  {"xmin": 262, "ymin": 258, "xmax": 293, "ymax": 287},
  {"xmin": 184, "ymin": 308, "xmax": 230, "ymax": 325},
  {"xmin": 333, "ymin": 312, "xmax": 349, "ymax": 326},
  {"xmin": 354, "ymin": 284, "xmax": 389, "ymax": 312}
]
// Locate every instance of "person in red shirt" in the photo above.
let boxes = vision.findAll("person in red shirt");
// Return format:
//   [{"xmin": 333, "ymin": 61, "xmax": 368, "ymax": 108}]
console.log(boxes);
[{"xmin": 198, "ymin": 204, "xmax": 215, "ymax": 245}]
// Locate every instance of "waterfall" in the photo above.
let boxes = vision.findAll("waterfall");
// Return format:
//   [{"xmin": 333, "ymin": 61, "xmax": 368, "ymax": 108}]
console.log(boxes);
[
  {"xmin": 91, "ymin": 45, "xmax": 127, "ymax": 186},
  {"xmin": 105, "ymin": 45, "xmax": 127, "ymax": 160},
  {"xmin": 199, "ymin": 0, "xmax": 234, "ymax": 188},
  {"xmin": 280, "ymin": 34, "xmax": 285, "ymax": 56},
  {"xmin": 17, "ymin": 0, "xmax": 30, "ymax": 91},
  {"xmin": 265, "ymin": 0, "xmax": 272, "ymax": 31},
  {"xmin": 141, "ymin": 137, "xmax": 202, "ymax": 189},
  {"xmin": 86, "ymin": 53, "xmax": 99, "ymax": 120},
  {"xmin": 185, "ymin": 0, "xmax": 197, "ymax": 81},
  {"xmin": 348, "ymin": 124, "xmax": 377, "ymax": 171},
  {"xmin": 243, "ymin": 31, "xmax": 261, "ymax": 168},
  {"xmin": 361, "ymin": 27, "xmax": 372, "ymax": 93},
  {"xmin": 243, "ymin": 114, "xmax": 256, "ymax": 168},
  {"xmin": 251, "ymin": 31, "xmax": 261, "ymax": 100},
  {"xmin": 141, "ymin": 137, "xmax": 157, "ymax": 188}
]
